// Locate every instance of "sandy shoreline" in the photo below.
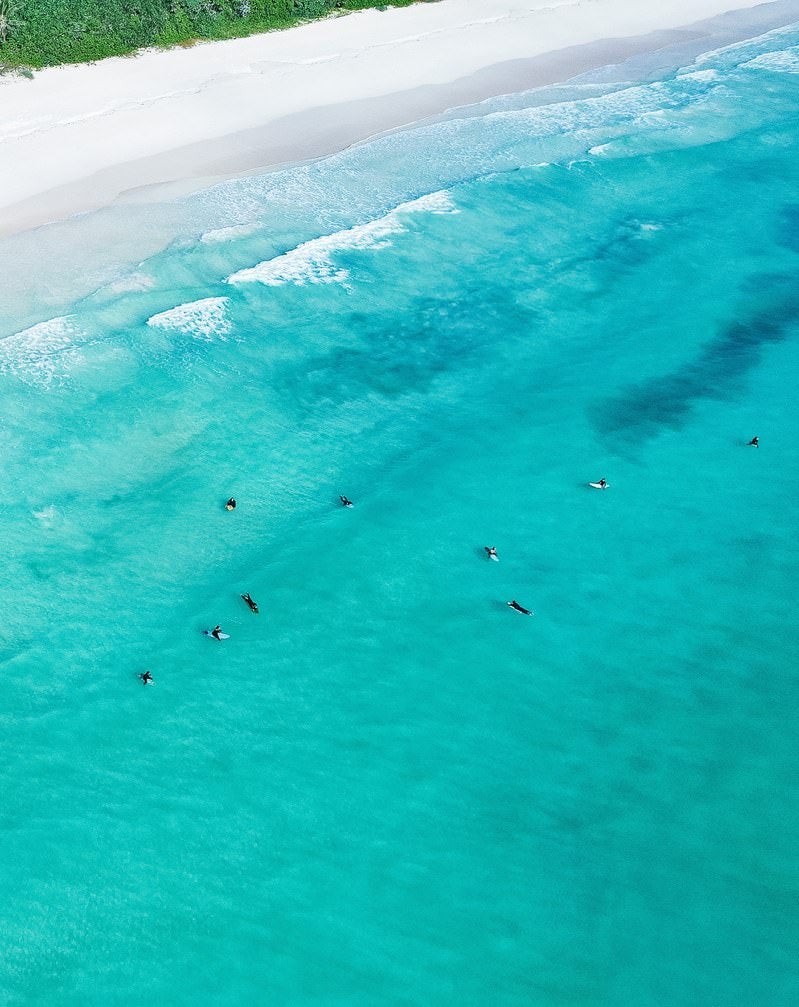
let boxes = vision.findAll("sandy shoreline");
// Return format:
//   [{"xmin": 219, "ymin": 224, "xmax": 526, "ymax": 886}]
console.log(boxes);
[{"xmin": 1, "ymin": 0, "xmax": 797, "ymax": 239}]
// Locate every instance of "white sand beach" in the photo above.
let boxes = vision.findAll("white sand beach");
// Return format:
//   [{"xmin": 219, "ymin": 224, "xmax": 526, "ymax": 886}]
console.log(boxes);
[{"xmin": 0, "ymin": 0, "xmax": 791, "ymax": 237}]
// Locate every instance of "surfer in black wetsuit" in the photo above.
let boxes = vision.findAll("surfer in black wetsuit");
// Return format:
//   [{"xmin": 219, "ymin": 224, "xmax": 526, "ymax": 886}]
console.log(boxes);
[
  {"xmin": 598, "ymin": 478, "xmax": 607, "ymax": 489},
  {"xmin": 507, "ymin": 600, "xmax": 533, "ymax": 616},
  {"xmin": 225, "ymin": 497, "xmax": 237, "ymax": 511},
  {"xmin": 139, "ymin": 670, "xmax": 153, "ymax": 685},
  {"xmin": 485, "ymin": 546, "xmax": 498, "ymax": 560},
  {"xmin": 241, "ymin": 593, "xmax": 259, "ymax": 614},
  {"xmin": 340, "ymin": 495, "xmax": 353, "ymax": 508},
  {"xmin": 747, "ymin": 436, "xmax": 759, "ymax": 448},
  {"xmin": 211, "ymin": 625, "xmax": 223, "ymax": 640}
]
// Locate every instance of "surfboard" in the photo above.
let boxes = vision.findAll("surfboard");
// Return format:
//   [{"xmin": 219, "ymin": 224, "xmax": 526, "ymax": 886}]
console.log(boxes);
[
  {"xmin": 487, "ymin": 552, "xmax": 499, "ymax": 562},
  {"xmin": 589, "ymin": 482, "xmax": 609, "ymax": 489},
  {"xmin": 204, "ymin": 630, "xmax": 230, "ymax": 640}
]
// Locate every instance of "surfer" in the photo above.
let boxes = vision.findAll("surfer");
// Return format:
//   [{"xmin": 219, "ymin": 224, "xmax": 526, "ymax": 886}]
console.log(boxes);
[
  {"xmin": 138, "ymin": 670, "xmax": 153, "ymax": 686},
  {"xmin": 598, "ymin": 478, "xmax": 607, "ymax": 489},
  {"xmin": 225, "ymin": 497, "xmax": 237, "ymax": 511},
  {"xmin": 507, "ymin": 600, "xmax": 533, "ymax": 616},
  {"xmin": 211, "ymin": 625, "xmax": 224, "ymax": 641},
  {"xmin": 747, "ymin": 436, "xmax": 759, "ymax": 448},
  {"xmin": 241, "ymin": 593, "xmax": 259, "ymax": 614},
  {"xmin": 340, "ymin": 495, "xmax": 353, "ymax": 508},
  {"xmin": 484, "ymin": 546, "xmax": 498, "ymax": 561}
]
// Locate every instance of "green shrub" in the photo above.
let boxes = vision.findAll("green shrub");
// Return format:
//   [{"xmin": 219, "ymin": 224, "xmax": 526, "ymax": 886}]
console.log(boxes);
[{"xmin": 0, "ymin": 0, "xmax": 434, "ymax": 66}]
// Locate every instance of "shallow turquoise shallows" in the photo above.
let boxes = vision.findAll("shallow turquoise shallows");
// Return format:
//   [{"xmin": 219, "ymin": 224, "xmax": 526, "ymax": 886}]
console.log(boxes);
[{"xmin": 2, "ymin": 23, "xmax": 799, "ymax": 1006}]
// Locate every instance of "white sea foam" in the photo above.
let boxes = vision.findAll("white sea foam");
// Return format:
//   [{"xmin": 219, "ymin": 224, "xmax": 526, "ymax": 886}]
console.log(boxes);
[
  {"xmin": 146, "ymin": 296, "xmax": 232, "ymax": 340},
  {"xmin": 33, "ymin": 505, "xmax": 59, "ymax": 525},
  {"xmin": 0, "ymin": 316, "xmax": 80, "ymax": 385},
  {"xmin": 676, "ymin": 69, "xmax": 720, "ymax": 83},
  {"xmin": 105, "ymin": 271, "xmax": 156, "ymax": 295},
  {"xmin": 692, "ymin": 22, "xmax": 799, "ymax": 66},
  {"xmin": 742, "ymin": 48, "xmax": 799, "ymax": 75},
  {"xmin": 200, "ymin": 223, "xmax": 260, "ymax": 244},
  {"xmin": 227, "ymin": 190, "xmax": 457, "ymax": 287}
]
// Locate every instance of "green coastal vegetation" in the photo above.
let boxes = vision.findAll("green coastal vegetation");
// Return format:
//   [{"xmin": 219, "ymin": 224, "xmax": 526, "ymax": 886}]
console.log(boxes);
[{"xmin": 0, "ymin": 0, "xmax": 432, "ymax": 69}]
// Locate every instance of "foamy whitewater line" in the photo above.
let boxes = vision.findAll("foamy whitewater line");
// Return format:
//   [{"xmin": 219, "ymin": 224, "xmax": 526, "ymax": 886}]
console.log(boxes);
[
  {"xmin": 146, "ymin": 296, "xmax": 232, "ymax": 340},
  {"xmin": 0, "ymin": 316, "xmax": 81, "ymax": 385},
  {"xmin": 693, "ymin": 20, "xmax": 799, "ymax": 66},
  {"xmin": 200, "ymin": 223, "xmax": 261, "ymax": 244},
  {"xmin": 226, "ymin": 191, "xmax": 457, "ymax": 287},
  {"xmin": 742, "ymin": 47, "xmax": 799, "ymax": 73}
]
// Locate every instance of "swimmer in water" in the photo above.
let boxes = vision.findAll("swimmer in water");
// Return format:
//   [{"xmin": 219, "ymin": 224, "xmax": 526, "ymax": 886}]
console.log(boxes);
[
  {"xmin": 241, "ymin": 593, "xmax": 259, "ymax": 614},
  {"xmin": 484, "ymin": 546, "xmax": 498, "ymax": 561},
  {"xmin": 747, "ymin": 436, "xmax": 759, "ymax": 448},
  {"xmin": 225, "ymin": 497, "xmax": 237, "ymax": 511},
  {"xmin": 139, "ymin": 670, "xmax": 153, "ymax": 686},
  {"xmin": 340, "ymin": 495, "xmax": 353, "ymax": 508},
  {"xmin": 507, "ymin": 600, "xmax": 533, "ymax": 616},
  {"xmin": 211, "ymin": 625, "xmax": 224, "ymax": 641}
]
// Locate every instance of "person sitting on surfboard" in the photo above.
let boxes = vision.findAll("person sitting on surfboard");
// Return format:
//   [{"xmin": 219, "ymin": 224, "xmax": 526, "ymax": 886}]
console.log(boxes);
[
  {"xmin": 507, "ymin": 600, "xmax": 533, "ymax": 616},
  {"xmin": 599, "ymin": 478, "xmax": 608, "ymax": 489},
  {"xmin": 485, "ymin": 546, "xmax": 498, "ymax": 560},
  {"xmin": 241, "ymin": 593, "xmax": 259, "ymax": 614},
  {"xmin": 211, "ymin": 625, "xmax": 224, "ymax": 641},
  {"xmin": 747, "ymin": 436, "xmax": 759, "ymax": 448},
  {"xmin": 340, "ymin": 495, "xmax": 353, "ymax": 508},
  {"xmin": 225, "ymin": 497, "xmax": 237, "ymax": 511},
  {"xmin": 139, "ymin": 670, "xmax": 153, "ymax": 686}
]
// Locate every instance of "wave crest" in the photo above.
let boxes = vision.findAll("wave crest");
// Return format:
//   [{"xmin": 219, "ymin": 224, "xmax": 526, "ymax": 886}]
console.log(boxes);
[
  {"xmin": 742, "ymin": 48, "xmax": 799, "ymax": 75},
  {"xmin": 200, "ymin": 223, "xmax": 260, "ymax": 244},
  {"xmin": 146, "ymin": 297, "xmax": 232, "ymax": 340},
  {"xmin": 0, "ymin": 316, "xmax": 80, "ymax": 385},
  {"xmin": 226, "ymin": 190, "xmax": 457, "ymax": 287}
]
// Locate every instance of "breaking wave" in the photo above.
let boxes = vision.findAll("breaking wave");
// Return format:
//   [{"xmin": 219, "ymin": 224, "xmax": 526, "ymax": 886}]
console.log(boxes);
[{"xmin": 226, "ymin": 191, "xmax": 457, "ymax": 287}]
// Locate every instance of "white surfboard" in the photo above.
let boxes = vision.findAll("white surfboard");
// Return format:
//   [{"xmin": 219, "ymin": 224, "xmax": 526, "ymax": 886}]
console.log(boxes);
[
  {"xmin": 589, "ymin": 482, "xmax": 609, "ymax": 489},
  {"xmin": 204, "ymin": 630, "xmax": 230, "ymax": 640}
]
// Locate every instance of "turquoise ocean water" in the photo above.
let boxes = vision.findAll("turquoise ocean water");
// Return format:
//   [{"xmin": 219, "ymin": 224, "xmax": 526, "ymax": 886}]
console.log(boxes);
[{"xmin": 1, "ymin": 21, "xmax": 799, "ymax": 1005}]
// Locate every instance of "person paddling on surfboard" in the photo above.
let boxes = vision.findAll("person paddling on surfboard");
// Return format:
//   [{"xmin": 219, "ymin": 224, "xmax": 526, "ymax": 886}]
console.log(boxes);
[
  {"xmin": 241, "ymin": 593, "xmax": 259, "ymax": 614},
  {"xmin": 507, "ymin": 600, "xmax": 533, "ymax": 616},
  {"xmin": 340, "ymin": 495, "xmax": 353, "ymax": 508},
  {"xmin": 747, "ymin": 436, "xmax": 759, "ymax": 448},
  {"xmin": 485, "ymin": 546, "xmax": 498, "ymax": 561},
  {"xmin": 225, "ymin": 497, "xmax": 237, "ymax": 511},
  {"xmin": 211, "ymin": 625, "xmax": 224, "ymax": 641},
  {"xmin": 139, "ymin": 670, "xmax": 153, "ymax": 686}
]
